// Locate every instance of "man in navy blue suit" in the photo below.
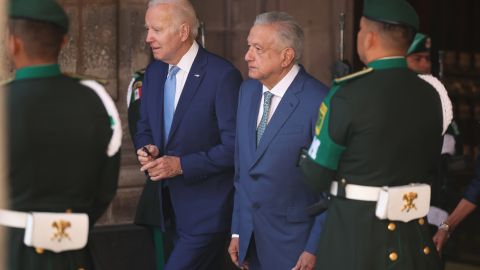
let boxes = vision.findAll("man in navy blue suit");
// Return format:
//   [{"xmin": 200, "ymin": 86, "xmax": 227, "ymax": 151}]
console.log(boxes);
[
  {"xmin": 228, "ymin": 11, "xmax": 328, "ymax": 270},
  {"xmin": 134, "ymin": 0, "xmax": 242, "ymax": 269}
]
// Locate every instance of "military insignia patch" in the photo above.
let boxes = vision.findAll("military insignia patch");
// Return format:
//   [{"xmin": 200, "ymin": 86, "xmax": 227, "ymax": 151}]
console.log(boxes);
[
  {"xmin": 132, "ymin": 80, "xmax": 142, "ymax": 102},
  {"xmin": 315, "ymin": 103, "xmax": 328, "ymax": 135}
]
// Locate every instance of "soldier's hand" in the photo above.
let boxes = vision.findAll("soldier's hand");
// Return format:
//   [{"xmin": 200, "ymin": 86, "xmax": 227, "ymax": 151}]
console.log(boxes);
[
  {"xmin": 141, "ymin": 155, "xmax": 182, "ymax": 181},
  {"xmin": 137, "ymin": 144, "xmax": 159, "ymax": 165},
  {"xmin": 433, "ymin": 228, "xmax": 449, "ymax": 253},
  {"xmin": 291, "ymin": 251, "xmax": 316, "ymax": 270}
]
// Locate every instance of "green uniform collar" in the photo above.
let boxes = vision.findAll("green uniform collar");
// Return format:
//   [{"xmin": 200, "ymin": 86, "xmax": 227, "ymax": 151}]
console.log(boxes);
[
  {"xmin": 14, "ymin": 64, "xmax": 61, "ymax": 80},
  {"xmin": 367, "ymin": 57, "xmax": 407, "ymax": 70}
]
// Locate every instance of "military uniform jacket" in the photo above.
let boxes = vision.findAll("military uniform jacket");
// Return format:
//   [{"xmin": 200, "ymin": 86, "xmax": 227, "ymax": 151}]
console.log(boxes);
[
  {"xmin": 6, "ymin": 64, "xmax": 120, "ymax": 270},
  {"xmin": 302, "ymin": 58, "xmax": 443, "ymax": 270}
]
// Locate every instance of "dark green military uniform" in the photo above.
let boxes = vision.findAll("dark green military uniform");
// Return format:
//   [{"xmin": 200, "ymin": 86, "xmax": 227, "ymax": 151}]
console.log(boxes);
[
  {"xmin": 301, "ymin": 1, "xmax": 444, "ymax": 269},
  {"xmin": 7, "ymin": 64, "xmax": 120, "ymax": 270},
  {"xmin": 6, "ymin": 1, "xmax": 120, "ymax": 269}
]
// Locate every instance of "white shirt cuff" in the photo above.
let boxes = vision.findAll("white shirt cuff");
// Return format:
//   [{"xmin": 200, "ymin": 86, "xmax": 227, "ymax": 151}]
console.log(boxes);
[{"xmin": 231, "ymin": 234, "xmax": 239, "ymax": 238}]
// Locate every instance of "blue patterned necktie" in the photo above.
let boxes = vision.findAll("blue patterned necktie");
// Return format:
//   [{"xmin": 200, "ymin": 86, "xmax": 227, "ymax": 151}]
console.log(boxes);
[
  {"xmin": 257, "ymin": 91, "xmax": 274, "ymax": 146},
  {"xmin": 163, "ymin": 66, "xmax": 180, "ymax": 144}
]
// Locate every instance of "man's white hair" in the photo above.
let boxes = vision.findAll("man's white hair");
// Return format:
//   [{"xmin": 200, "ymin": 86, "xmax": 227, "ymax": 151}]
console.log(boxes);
[
  {"xmin": 254, "ymin": 11, "xmax": 304, "ymax": 63},
  {"xmin": 148, "ymin": 0, "xmax": 199, "ymax": 39}
]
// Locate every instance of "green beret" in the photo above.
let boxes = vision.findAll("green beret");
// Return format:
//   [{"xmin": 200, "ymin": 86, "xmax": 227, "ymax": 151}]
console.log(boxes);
[
  {"xmin": 9, "ymin": 0, "xmax": 69, "ymax": 32},
  {"xmin": 363, "ymin": 0, "xmax": 419, "ymax": 31},
  {"xmin": 407, "ymin": 33, "xmax": 431, "ymax": 55}
]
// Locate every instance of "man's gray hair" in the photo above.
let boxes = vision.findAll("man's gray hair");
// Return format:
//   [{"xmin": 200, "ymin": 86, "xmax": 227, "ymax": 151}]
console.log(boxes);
[
  {"xmin": 148, "ymin": 0, "xmax": 199, "ymax": 39},
  {"xmin": 254, "ymin": 11, "xmax": 304, "ymax": 63}
]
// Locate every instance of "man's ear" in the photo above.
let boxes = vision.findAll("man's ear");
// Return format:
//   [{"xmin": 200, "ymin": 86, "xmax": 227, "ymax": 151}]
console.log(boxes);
[
  {"xmin": 179, "ymin": 23, "xmax": 190, "ymax": 42},
  {"xmin": 281, "ymin": 47, "xmax": 295, "ymax": 68}
]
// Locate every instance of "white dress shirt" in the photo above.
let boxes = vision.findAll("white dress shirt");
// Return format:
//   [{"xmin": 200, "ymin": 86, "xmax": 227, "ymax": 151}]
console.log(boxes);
[
  {"xmin": 257, "ymin": 64, "xmax": 300, "ymax": 127},
  {"xmin": 169, "ymin": 41, "xmax": 200, "ymax": 110}
]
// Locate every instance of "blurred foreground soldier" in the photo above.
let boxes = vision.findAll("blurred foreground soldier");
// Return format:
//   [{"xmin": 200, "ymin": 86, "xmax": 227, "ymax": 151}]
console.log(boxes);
[
  {"xmin": 301, "ymin": 0, "xmax": 447, "ymax": 269},
  {"xmin": 2, "ymin": 0, "xmax": 121, "ymax": 269}
]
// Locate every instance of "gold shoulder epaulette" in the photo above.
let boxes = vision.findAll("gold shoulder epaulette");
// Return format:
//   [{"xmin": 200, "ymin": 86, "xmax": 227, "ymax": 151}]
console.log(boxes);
[
  {"xmin": 0, "ymin": 78, "xmax": 13, "ymax": 86},
  {"xmin": 64, "ymin": 73, "xmax": 108, "ymax": 86},
  {"xmin": 334, "ymin": 67, "xmax": 373, "ymax": 84}
]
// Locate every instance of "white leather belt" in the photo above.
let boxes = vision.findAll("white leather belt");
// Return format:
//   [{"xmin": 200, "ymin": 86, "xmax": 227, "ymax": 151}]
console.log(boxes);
[
  {"xmin": 330, "ymin": 181, "xmax": 382, "ymax": 202},
  {"xmin": 0, "ymin": 209, "xmax": 29, "ymax": 228},
  {"xmin": 0, "ymin": 209, "xmax": 90, "ymax": 253}
]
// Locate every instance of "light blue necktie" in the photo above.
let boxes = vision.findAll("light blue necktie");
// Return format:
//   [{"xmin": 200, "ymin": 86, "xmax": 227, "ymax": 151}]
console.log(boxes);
[
  {"xmin": 163, "ymin": 66, "xmax": 180, "ymax": 144},
  {"xmin": 257, "ymin": 91, "xmax": 274, "ymax": 146}
]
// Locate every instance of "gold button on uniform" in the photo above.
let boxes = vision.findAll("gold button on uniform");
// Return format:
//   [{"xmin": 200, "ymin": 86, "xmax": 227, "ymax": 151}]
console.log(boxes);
[
  {"xmin": 387, "ymin": 222, "xmax": 396, "ymax": 231},
  {"xmin": 66, "ymin": 208, "xmax": 73, "ymax": 213},
  {"xmin": 418, "ymin": 218, "xmax": 425, "ymax": 225},
  {"xmin": 35, "ymin": 247, "xmax": 44, "ymax": 254},
  {"xmin": 423, "ymin": 246, "xmax": 430, "ymax": 255},
  {"xmin": 389, "ymin": 252, "xmax": 398, "ymax": 261}
]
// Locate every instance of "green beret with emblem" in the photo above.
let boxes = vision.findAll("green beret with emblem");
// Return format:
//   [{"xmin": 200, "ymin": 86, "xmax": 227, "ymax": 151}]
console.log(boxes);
[
  {"xmin": 363, "ymin": 0, "xmax": 419, "ymax": 31},
  {"xmin": 9, "ymin": 0, "xmax": 69, "ymax": 32},
  {"xmin": 407, "ymin": 33, "xmax": 431, "ymax": 55}
]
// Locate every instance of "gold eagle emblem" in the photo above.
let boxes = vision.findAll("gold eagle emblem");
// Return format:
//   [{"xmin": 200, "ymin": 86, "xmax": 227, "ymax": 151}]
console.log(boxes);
[
  {"xmin": 51, "ymin": 220, "xmax": 72, "ymax": 242},
  {"xmin": 401, "ymin": 192, "xmax": 418, "ymax": 212}
]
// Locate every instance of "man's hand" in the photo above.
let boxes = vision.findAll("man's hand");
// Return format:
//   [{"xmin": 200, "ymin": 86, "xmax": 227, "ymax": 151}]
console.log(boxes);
[
  {"xmin": 291, "ymin": 251, "xmax": 316, "ymax": 270},
  {"xmin": 228, "ymin": 237, "xmax": 248, "ymax": 269},
  {"xmin": 433, "ymin": 228, "xmax": 449, "ymax": 253},
  {"xmin": 137, "ymin": 144, "xmax": 159, "ymax": 165},
  {"xmin": 140, "ymin": 155, "xmax": 182, "ymax": 181}
]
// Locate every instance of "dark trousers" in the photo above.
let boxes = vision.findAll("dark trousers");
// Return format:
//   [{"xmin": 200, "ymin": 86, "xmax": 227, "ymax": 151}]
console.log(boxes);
[
  {"xmin": 162, "ymin": 187, "xmax": 235, "ymax": 270},
  {"xmin": 244, "ymin": 234, "xmax": 263, "ymax": 270}
]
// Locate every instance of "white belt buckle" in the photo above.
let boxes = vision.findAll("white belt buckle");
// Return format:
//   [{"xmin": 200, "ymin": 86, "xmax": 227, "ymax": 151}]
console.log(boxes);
[
  {"xmin": 375, "ymin": 183, "xmax": 430, "ymax": 222},
  {"xmin": 24, "ymin": 212, "xmax": 89, "ymax": 253}
]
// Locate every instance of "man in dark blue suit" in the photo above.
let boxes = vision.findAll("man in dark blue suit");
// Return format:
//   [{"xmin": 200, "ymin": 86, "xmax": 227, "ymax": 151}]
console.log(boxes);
[
  {"xmin": 228, "ymin": 12, "xmax": 328, "ymax": 270},
  {"xmin": 134, "ymin": 0, "xmax": 242, "ymax": 269}
]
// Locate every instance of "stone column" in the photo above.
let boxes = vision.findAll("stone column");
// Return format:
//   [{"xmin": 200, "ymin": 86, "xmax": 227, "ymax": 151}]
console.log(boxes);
[{"xmin": 0, "ymin": 0, "xmax": 7, "ymax": 267}]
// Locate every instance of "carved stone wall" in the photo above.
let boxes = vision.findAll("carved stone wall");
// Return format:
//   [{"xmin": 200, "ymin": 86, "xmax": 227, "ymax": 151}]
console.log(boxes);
[{"xmin": 55, "ymin": 0, "xmax": 355, "ymax": 226}]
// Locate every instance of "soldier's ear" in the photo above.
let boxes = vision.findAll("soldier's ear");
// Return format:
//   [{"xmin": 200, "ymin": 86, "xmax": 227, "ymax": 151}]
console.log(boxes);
[
  {"xmin": 60, "ymin": 35, "xmax": 69, "ymax": 49},
  {"xmin": 8, "ymin": 34, "xmax": 21, "ymax": 57},
  {"xmin": 364, "ymin": 31, "xmax": 375, "ymax": 51}
]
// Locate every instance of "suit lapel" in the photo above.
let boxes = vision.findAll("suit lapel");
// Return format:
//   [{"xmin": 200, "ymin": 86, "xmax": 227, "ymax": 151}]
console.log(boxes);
[
  {"xmin": 167, "ymin": 48, "xmax": 207, "ymax": 145},
  {"xmin": 248, "ymin": 82, "xmax": 262, "ymax": 158},
  {"xmin": 251, "ymin": 70, "xmax": 307, "ymax": 167}
]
